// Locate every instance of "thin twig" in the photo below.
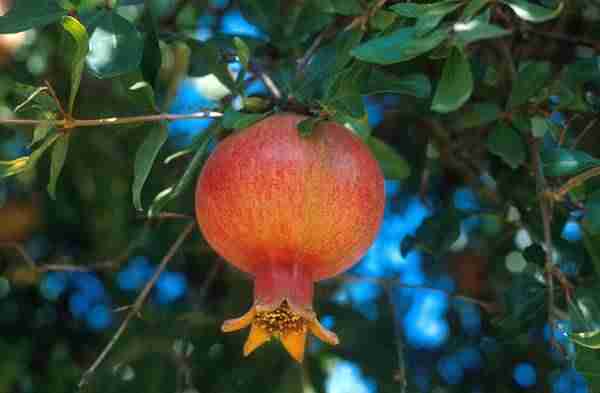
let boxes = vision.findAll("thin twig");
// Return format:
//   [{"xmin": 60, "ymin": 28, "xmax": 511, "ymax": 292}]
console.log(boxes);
[
  {"xmin": 44, "ymin": 80, "xmax": 68, "ymax": 119},
  {"xmin": 572, "ymin": 118, "xmax": 598, "ymax": 148},
  {"xmin": 78, "ymin": 222, "xmax": 195, "ymax": 389},
  {"xmin": 0, "ymin": 111, "xmax": 223, "ymax": 128},
  {"xmin": 530, "ymin": 139, "xmax": 556, "ymax": 326},
  {"xmin": 551, "ymin": 166, "xmax": 600, "ymax": 202},
  {"xmin": 382, "ymin": 282, "xmax": 406, "ymax": 392}
]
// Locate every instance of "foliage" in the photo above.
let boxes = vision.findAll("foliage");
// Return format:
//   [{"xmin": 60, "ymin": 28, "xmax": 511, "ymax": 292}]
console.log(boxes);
[{"xmin": 1, "ymin": 0, "xmax": 600, "ymax": 392}]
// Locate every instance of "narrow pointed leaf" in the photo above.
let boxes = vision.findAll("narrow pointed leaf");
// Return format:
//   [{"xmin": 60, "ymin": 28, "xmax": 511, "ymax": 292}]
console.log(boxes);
[
  {"xmin": 132, "ymin": 122, "xmax": 168, "ymax": 211},
  {"xmin": 366, "ymin": 136, "xmax": 411, "ymax": 180},
  {"xmin": 431, "ymin": 47, "xmax": 473, "ymax": 113},
  {"xmin": 502, "ymin": 0, "xmax": 563, "ymax": 23},
  {"xmin": 351, "ymin": 27, "xmax": 448, "ymax": 65},
  {"xmin": 61, "ymin": 16, "xmax": 89, "ymax": 114},
  {"xmin": 47, "ymin": 134, "xmax": 70, "ymax": 199}
]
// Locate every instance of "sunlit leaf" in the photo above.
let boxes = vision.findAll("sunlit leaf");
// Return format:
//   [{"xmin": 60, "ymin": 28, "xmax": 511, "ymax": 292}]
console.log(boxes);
[
  {"xmin": 541, "ymin": 148, "xmax": 600, "ymax": 177},
  {"xmin": 86, "ymin": 11, "xmax": 144, "ymax": 78},
  {"xmin": 502, "ymin": 0, "xmax": 563, "ymax": 23},
  {"xmin": 61, "ymin": 16, "xmax": 89, "ymax": 114},
  {"xmin": 351, "ymin": 27, "xmax": 448, "ymax": 65}
]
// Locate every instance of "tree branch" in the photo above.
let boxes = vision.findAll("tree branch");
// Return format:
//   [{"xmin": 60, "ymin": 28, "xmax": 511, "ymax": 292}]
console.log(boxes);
[
  {"xmin": 530, "ymin": 139, "xmax": 556, "ymax": 325},
  {"xmin": 78, "ymin": 222, "xmax": 195, "ymax": 389},
  {"xmin": 0, "ymin": 111, "xmax": 222, "ymax": 129}
]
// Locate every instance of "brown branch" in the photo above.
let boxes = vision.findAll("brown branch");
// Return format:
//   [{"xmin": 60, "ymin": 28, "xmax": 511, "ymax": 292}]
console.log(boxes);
[
  {"xmin": 551, "ymin": 166, "xmax": 600, "ymax": 202},
  {"xmin": 78, "ymin": 222, "xmax": 195, "ymax": 389},
  {"xmin": 0, "ymin": 111, "xmax": 223, "ymax": 128},
  {"xmin": 530, "ymin": 139, "xmax": 556, "ymax": 326}
]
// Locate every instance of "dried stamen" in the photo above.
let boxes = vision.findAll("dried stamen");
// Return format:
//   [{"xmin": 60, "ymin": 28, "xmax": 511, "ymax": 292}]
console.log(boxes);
[{"xmin": 255, "ymin": 301, "xmax": 307, "ymax": 336}]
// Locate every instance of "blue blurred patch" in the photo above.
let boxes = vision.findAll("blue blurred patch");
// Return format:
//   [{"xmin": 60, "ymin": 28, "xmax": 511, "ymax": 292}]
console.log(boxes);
[
  {"xmin": 364, "ymin": 97, "xmax": 384, "ymax": 128},
  {"xmin": 117, "ymin": 256, "xmax": 154, "ymax": 292},
  {"xmin": 70, "ymin": 272, "xmax": 106, "ymax": 302},
  {"xmin": 220, "ymin": 9, "xmax": 268, "ymax": 40},
  {"xmin": 454, "ymin": 187, "xmax": 479, "ymax": 212},
  {"xmin": 168, "ymin": 79, "xmax": 217, "ymax": 146},
  {"xmin": 154, "ymin": 271, "xmax": 188, "ymax": 305},
  {"xmin": 403, "ymin": 312, "xmax": 449, "ymax": 349},
  {"xmin": 513, "ymin": 362, "xmax": 537, "ymax": 388},
  {"xmin": 437, "ymin": 354, "xmax": 463, "ymax": 385},
  {"xmin": 69, "ymin": 291, "xmax": 93, "ymax": 319},
  {"xmin": 333, "ymin": 281, "xmax": 381, "ymax": 320},
  {"xmin": 454, "ymin": 299, "xmax": 482, "ymax": 336},
  {"xmin": 85, "ymin": 304, "xmax": 113, "ymax": 331},
  {"xmin": 325, "ymin": 360, "xmax": 377, "ymax": 393},
  {"xmin": 561, "ymin": 220, "xmax": 582, "ymax": 242},
  {"xmin": 40, "ymin": 272, "xmax": 69, "ymax": 301},
  {"xmin": 551, "ymin": 368, "xmax": 588, "ymax": 393},
  {"xmin": 456, "ymin": 346, "xmax": 482, "ymax": 371},
  {"xmin": 549, "ymin": 111, "xmax": 566, "ymax": 127}
]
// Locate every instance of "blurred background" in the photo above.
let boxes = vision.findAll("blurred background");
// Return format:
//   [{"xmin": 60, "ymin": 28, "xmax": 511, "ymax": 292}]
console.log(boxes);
[{"xmin": 0, "ymin": 0, "xmax": 596, "ymax": 393}]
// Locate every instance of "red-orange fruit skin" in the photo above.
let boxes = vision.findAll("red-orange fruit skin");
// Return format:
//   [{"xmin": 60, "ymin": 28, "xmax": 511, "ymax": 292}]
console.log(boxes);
[{"xmin": 195, "ymin": 113, "xmax": 385, "ymax": 284}]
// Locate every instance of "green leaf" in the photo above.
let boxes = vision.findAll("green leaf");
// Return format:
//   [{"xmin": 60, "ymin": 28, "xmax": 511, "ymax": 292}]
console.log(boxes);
[
  {"xmin": 351, "ymin": 27, "xmax": 449, "ymax": 65},
  {"xmin": 61, "ymin": 16, "xmax": 89, "ymax": 115},
  {"xmin": 11, "ymin": 83, "xmax": 59, "ymax": 113},
  {"xmin": 575, "ymin": 345, "xmax": 600, "ymax": 392},
  {"xmin": 332, "ymin": 113, "xmax": 372, "ymax": 140},
  {"xmin": 415, "ymin": 14, "xmax": 446, "ymax": 36},
  {"xmin": 148, "ymin": 131, "xmax": 216, "ymax": 217},
  {"xmin": 404, "ymin": 208, "xmax": 463, "ymax": 256},
  {"xmin": 0, "ymin": 0, "xmax": 68, "ymax": 33},
  {"xmin": 318, "ymin": 0, "xmax": 363, "ymax": 15},
  {"xmin": 569, "ymin": 286, "xmax": 600, "ymax": 339},
  {"xmin": 461, "ymin": 0, "xmax": 492, "ymax": 20},
  {"xmin": 1, "ymin": 133, "xmax": 61, "ymax": 178},
  {"xmin": 390, "ymin": 0, "xmax": 461, "ymax": 18},
  {"xmin": 86, "ymin": 11, "xmax": 144, "ymax": 78},
  {"xmin": 297, "ymin": 29, "xmax": 364, "ymax": 100},
  {"xmin": 323, "ymin": 64, "xmax": 368, "ymax": 118},
  {"xmin": 487, "ymin": 124, "xmax": 525, "ymax": 169},
  {"xmin": 502, "ymin": 0, "xmax": 564, "ymax": 23},
  {"xmin": 530, "ymin": 116, "xmax": 550, "ymax": 138},
  {"xmin": 132, "ymin": 122, "xmax": 168, "ymax": 211},
  {"xmin": 140, "ymin": 4, "xmax": 162, "ymax": 91},
  {"xmin": 454, "ymin": 20, "xmax": 511, "ymax": 44},
  {"xmin": 222, "ymin": 108, "xmax": 268, "ymax": 130},
  {"xmin": 365, "ymin": 136, "xmax": 411, "ymax": 180},
  {"xmin": 233, "ymin": 37, "xmax": 251, "ymax": 69},
  {"xmin": 363, "ymin": 70, "xmax": 431, "ymax": 99},
  {"xmin": 507, "ymin": 61, "xmax": 552, "ymax": 109},
  {"xmin": 541, "ymin": 148, "xmax": 600, "ymax": 177},
  {"xmin": 582, "ymin": 227, "xmax": 600, "ymax": 280},
  {"xmin": 585, "ymin": 191, "xmax": 600, "ymax": 235},
  {"xmin": 188, "ymin": 40, "xmax": 236, "ymax": 96},
  {"xmin": 47, "ymin": 135, "xmax": 70, "ymax": 199},
  {"xmin": 297, "ymin": 117, "xmax": 322, "ymax": 137},
  {"xmin": 454, "ymin": 102, "xmax": 501, "ymax": 129},
  {"xmin": 431, "ymin": 47, "xmax": 473, "ymax": 113},
  {"xmin": 369, "ymin": 10, "xmax": 397, "ymax": 31}
]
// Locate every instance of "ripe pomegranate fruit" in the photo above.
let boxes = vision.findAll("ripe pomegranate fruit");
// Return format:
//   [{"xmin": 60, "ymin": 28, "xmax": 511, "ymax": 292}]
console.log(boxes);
[{"xmin": 195, "ymin": 113, "xmax": 385, "ymax": 362}]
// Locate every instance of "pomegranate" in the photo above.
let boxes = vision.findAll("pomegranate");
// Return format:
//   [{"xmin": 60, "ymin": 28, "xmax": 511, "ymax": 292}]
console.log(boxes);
[{"xmin": 195, "ymin": 113, "xmax": 385, "ymax": 361}]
